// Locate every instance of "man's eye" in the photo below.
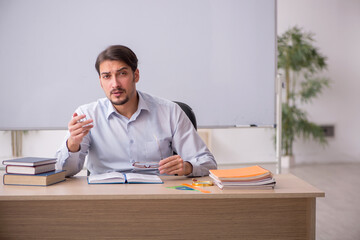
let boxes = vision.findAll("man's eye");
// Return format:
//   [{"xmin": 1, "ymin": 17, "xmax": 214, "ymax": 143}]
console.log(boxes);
[
  {"xmin": 120, "ymin": 72, "xmax": 127, "ymax": 76},
  {"xmin": 102, "ymin": 75, "xmax": 110, "ymax": 79}
]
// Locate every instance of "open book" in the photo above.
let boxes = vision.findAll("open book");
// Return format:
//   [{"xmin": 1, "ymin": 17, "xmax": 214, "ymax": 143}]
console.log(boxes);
[{"xmin": 87, "ymin": 172, "xmax": 163, "ymax": 184}]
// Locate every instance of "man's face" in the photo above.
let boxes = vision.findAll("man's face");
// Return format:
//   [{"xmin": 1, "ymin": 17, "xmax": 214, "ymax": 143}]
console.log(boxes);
[{"xmin": 99, "ymin": 60, "xmax": 139, "ymax": 106}]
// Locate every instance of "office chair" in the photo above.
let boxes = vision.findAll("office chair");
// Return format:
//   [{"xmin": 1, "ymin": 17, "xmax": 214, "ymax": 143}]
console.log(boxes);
[
  {"xmin": 173, "ymin": 101, "xmax": 197, "ymax": 130},
  {"xmin": 172, "ymin": 101, "xmax": 197, "ymax": 160}
]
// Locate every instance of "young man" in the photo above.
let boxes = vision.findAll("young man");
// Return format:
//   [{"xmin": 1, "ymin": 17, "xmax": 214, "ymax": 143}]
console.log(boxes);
[{"xmin": 56, "ymin": 45, "xmax": 217, "ymax": 177}]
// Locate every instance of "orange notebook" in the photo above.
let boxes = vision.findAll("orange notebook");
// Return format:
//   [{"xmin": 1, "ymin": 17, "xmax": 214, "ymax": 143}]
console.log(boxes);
[{"xmin": 209, "ymin": 165, "xmax": 271, "ymax": 180}]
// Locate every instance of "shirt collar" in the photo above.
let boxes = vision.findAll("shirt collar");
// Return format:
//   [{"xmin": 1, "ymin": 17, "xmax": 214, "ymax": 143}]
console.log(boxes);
[
  {"xmin": 137, "ymin": 91, "xmax": 150, "ymax": 113},
  {"xmin": 105, "ymin": 91, "xmax": 150, "ymax": 120}
]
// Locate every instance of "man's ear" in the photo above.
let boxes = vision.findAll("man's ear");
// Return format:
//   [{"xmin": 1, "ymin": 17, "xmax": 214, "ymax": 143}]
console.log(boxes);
[{"xmin": 134, "ymin": 69, "xmax": 140, "ymax": 83}]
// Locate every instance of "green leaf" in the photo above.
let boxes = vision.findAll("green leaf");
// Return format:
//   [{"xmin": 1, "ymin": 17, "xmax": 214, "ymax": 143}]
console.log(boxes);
[
  {"xmin": 299, "ymin": 77, "xmax": 330, "ymax": 103},
  {"xmin": 276, "ymin": 26, "xmax": 331, "ymax": 155}
]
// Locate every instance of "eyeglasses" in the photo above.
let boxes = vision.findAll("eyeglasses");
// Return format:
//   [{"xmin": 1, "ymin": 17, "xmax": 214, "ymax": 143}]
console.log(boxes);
[
  {"xmin": 132, "ymin": 162, "xmax": 159, "ymax": 169},
  {"xmin": 132, "ymin": 134, "xmax": 163, "ymax": 169}
]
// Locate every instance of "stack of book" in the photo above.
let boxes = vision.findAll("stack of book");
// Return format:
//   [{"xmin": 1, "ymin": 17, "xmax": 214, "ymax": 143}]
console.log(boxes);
[
  {"xmin": 2, "ymin": 157, "xmax": 66, "ymax": 186},
  {"xmin": 209, "ymin": 165, "xmax": 276, "ymax": 190}
]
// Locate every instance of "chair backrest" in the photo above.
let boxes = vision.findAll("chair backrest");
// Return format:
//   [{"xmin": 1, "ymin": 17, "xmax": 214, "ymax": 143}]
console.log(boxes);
[{"xmin": 173, "ymin": 101, "xmax": 197, "ymax": 130}]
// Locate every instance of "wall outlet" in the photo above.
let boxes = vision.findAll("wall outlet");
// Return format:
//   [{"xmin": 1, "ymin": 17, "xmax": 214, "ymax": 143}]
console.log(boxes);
[{"xmin": 320, "ymin": 125, "xmax": 335, "ymax": 137}]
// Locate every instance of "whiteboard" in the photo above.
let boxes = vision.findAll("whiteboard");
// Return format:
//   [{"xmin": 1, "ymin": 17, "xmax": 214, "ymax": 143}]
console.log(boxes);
[{"xmin": 0, "ymin": 0, "xmax": 276, "ymax": 130}]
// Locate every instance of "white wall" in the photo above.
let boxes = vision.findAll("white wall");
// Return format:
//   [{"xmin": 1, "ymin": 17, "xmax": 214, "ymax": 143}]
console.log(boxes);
[
  {"xmin": 277, "ymin": 0, "xmax": 360, "ymax": 164},
  {"xmin": 1, "ymin": 0, "xmax": 359, "ymax": 166},
  {"xmin": 0, "ymin": 132, "xmax": 12, "ymax": 159},
  {"xmin": 0, "ymin": 131, "xmax": 65, "ymax": 161},
  {"xmin": 211, "ymin": 128, "xmax": 276, "ymax": 164}
]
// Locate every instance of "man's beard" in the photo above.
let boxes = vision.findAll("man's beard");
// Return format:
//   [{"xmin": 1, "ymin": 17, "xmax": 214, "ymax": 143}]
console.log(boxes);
[
  {"xmin": 111, "ymin": 97, "xmax": 129, "ymax": 106},
  {"xmin": 110, "ymin": 88, "xmax": 129, "ymax": 105}
]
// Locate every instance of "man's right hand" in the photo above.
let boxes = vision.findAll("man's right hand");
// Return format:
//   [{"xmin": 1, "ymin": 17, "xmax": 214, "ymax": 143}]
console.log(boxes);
[{"xmin": 66, "ymin": 113, "xmax": 94, "ymax": 152}]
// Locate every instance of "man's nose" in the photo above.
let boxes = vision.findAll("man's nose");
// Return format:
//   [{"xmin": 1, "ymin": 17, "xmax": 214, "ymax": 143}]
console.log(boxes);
[{"xmin": 110, "ymin": 76, "xmax": 121, "ymax": 88}]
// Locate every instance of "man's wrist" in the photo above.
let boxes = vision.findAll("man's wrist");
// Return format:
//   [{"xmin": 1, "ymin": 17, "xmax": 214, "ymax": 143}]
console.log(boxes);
[
  {"xmin": 184, "ymin": 161, "xmax": 193, "ymax": 175},
  {"xmin": 66, "ymin": 139, "xmax": 80, "ymax": 153}
]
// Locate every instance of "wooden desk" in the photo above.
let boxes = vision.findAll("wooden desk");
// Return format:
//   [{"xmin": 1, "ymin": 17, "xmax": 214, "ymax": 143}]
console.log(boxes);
[{"xmin": 0, "ymin": 173, "xmax": 324, "ymax": 240}]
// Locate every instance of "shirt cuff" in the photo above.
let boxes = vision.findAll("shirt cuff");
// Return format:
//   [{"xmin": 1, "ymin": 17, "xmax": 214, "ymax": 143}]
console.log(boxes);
[
  {"xmin": 63, "ymin": 140, "xmax": 82, "ymax": 160},
  {"xmin": 56, "ymin": 141, "xmax": 81, "ymax": 171},
  {"xmin": 186, "ymin": 160, "xmax": 206, "ymax": 177}
]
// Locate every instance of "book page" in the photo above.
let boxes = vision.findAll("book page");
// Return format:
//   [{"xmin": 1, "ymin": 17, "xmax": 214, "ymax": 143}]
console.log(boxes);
[
  {"xmin": 125, "ymin": 173, "xmax": 163, "ymax": 183},
  {"xmin": 88, "ymin": 172, "xmax": 126, "ymax": 184}
]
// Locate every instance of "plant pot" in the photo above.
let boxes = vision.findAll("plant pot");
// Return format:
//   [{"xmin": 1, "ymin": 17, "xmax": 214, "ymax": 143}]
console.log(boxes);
[{"xmin": 281, "ymin": 155, "xmax": 295, "ymax": 168}]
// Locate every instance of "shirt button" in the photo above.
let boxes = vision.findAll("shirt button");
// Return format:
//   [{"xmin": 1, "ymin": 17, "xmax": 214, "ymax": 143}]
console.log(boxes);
[{"xmin": 130, "ymin": 140, "xmax": 134, "ymax": 144}]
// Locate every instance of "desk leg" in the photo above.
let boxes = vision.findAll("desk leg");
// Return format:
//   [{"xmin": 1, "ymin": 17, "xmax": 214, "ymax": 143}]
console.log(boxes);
[{"xmin": 307, "ymin": 198, "xmax": 316, "ymax": 240}]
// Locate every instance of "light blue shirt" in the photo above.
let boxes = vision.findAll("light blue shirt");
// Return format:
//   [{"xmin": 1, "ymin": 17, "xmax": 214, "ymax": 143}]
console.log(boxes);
[{"xmin": 55, "ymin": 91, "xmax": 217, "ymax": 177}]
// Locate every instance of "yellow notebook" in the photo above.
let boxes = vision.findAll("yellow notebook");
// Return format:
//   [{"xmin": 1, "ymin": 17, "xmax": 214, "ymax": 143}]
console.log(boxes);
[{"xmin": 209, "ymin": 165, "xmax": 271, "ymax": 180}]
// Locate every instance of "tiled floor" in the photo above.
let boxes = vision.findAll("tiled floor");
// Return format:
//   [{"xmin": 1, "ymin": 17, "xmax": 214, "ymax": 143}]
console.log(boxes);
[{"xmin": 288, "ymin": 163, "xmax": 360, "ymax": 240}]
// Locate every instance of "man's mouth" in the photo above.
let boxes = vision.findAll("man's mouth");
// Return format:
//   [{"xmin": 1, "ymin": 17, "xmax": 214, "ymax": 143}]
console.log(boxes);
[{"xmin": 111, "ymin": 89, "xmax": 125, "ymax": 97}]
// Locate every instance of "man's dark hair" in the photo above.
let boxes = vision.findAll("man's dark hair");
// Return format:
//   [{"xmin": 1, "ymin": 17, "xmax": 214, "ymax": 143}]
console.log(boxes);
[{"xmin": 95, "ymin": 45, "xmax": 138, "ymax": 75}]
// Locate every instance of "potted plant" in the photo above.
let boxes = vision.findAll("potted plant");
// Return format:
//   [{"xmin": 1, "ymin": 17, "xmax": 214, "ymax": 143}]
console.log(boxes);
[{"xmin": 277, "ymin": 26, "xmax": 330, "ymax": 167}]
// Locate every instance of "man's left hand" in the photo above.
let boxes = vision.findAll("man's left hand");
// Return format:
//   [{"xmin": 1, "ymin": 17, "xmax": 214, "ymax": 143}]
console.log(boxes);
[{"xmin": 158, "ymin": 155, "xmax": 192, "ymax": 176}]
